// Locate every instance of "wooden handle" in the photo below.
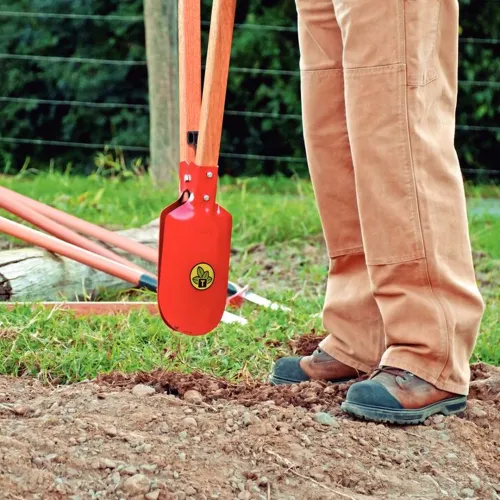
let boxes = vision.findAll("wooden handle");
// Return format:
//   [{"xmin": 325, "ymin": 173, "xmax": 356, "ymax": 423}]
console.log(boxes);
[
  {"xmin": 0, "ymin": 186, "xmax": 158, "ymax": 263},
  {"xmin": 196, "ymin": 0, "xmax": 236, "ymax": 166},
  {"xmin": 179, "ymin": 0, "xmax": 202, "ymax": 163},
  {"xmin": 0, "ymin": 186, "xmax": 148, "ymax": 273},
  {"xmin": 0, "ymin": 216, "xmax": 146, "ymax": 287}
]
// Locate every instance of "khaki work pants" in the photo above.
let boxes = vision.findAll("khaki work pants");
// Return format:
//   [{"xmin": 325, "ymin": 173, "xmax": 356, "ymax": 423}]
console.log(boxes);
[{"xmin": 297, "ymin": 0, "xmax": 484, "ymax": 395}]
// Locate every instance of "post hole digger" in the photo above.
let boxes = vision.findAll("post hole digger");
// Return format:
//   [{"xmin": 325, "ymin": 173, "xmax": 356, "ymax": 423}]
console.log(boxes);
[
  {"xmin": 0, "ymin": 211, "xmax": 245, "ymax": 326},
  {"xmin": 0, "ymin": 185, "xmax": 288, "ymax": 324},
  {"xmin": 157, "ymin": 0, "xmax": 237, "ymax": 335},
  {"xmin": 0, "ymin": 0, "xmax": 289, "ymax": 330}
]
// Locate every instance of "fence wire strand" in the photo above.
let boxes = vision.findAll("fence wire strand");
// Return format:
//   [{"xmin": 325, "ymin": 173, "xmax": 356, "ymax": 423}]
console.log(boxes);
[
  {"xmin": 0, "ymin": 96, "xmax": 149, "ymax": 110},
  {"xmin": 2, "ymin": 96, "xmax": 499, "ymax": 133},
  {"xmin": 1, "ymin": 137, "xmax": 499, "ymax": 177},
  {"xmin": 1, "ymin": 10, "xmax": 500, "ymax": 44},
  {"xmin": 0, "ymin": 53, "xmax": 499, "ymax": 89}
]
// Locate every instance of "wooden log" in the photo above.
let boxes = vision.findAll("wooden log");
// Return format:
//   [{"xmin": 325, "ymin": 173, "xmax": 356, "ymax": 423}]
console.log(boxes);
[{"xmin": 0, "ymin": 220, "xmax": 159, "ymax": 302}]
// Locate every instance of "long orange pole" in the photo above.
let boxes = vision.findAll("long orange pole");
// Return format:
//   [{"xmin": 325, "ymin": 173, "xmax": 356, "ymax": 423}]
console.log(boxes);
[
  {"xmin": 179, "ymin": 0, "xmax": 202, "ymax": 163},
  {"xmin": 196, "ymin": 0, "xmax": 236, "ymax": 166},
  {"xmin": 0, "ymin": 216, "xmax": 157, "ymax": 291},
  {"xmin": 0, "ymin": 187, "xmax": 158, "ymax": 263},
  {"xmin": 0, "ymin": 186, "xmax": 149, "ymax": 274}
]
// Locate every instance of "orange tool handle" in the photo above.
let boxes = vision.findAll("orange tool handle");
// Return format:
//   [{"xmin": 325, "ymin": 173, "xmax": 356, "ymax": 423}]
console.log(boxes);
[
  {"xmin": 196, "ymin": 0, "xmax": 237, "ymax": 167},
  {"xmin": 0, "ymin": 216, "xmax": 157, "ymax": 291},
  {"xmin": 0, "ymin": 187, "xmax": 158, "ymax": 264},
  {"xmin": 0, "ymin": 186, "xmax": 149, "ymax": 274},
  {"xmin": 179, "ymin": 0, "xmax": 202, "ymax": 164}
]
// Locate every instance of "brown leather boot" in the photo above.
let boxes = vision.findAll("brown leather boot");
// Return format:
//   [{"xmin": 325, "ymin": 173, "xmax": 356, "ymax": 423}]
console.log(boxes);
[
  {"xmin": 341, "ymin": 367, "xmax": 467, "ymax": 424},
  {"xmin": 270, "ymin": 348, "xmax": 362, "ymax": 385}
]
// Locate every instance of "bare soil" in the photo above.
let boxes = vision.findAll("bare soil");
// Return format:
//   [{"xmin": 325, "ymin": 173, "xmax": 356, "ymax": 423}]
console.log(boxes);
[{"xmin": 0, "ymin": 363, "xmax": 498, "ymax": 500}]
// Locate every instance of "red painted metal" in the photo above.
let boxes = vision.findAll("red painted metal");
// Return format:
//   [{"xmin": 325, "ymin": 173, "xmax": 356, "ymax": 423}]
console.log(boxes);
[{"xmin": 158, "ymin": 162, "xmax": 232, "ymax": 336}]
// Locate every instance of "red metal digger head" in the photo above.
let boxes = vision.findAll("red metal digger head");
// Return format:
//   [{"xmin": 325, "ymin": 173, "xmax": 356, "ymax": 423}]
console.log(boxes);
[{"xmin": 158, "ymin": 162, "xmax": 232, "ymax": 336}]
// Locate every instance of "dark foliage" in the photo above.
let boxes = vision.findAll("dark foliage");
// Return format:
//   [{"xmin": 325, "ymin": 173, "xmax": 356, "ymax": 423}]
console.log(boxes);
[{"xmin": 0, "ymin": 0, "xmax": 498, "ymax": 178}]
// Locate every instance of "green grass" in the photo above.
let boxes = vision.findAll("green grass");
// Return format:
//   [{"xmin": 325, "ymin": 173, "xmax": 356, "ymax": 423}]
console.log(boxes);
[
  {"xmin": 0, "ymin": 172, "xmax": 321, "ymax": 247},
  {"xmin": 0, "ymin": 172, "xmax": 498, "ymax": 382}
]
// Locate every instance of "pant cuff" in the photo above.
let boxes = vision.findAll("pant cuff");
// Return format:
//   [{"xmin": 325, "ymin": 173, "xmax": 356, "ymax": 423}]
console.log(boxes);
[
  {"xmin": 319, "ymin": 337, "xmax": 374, "ymax": 374},
  {"xmin": 381, "ymin": 353, "xmax": 469, "ymax": 396}
]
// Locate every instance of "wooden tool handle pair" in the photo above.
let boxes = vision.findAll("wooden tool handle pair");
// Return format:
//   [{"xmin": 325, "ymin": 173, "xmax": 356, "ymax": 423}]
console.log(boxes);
[{"xmin": 179, "ymin": 0, "xmax": 236, "ymax": 166}]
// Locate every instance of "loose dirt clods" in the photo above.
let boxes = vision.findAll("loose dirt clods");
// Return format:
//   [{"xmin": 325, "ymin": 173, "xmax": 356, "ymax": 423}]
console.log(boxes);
[{"xmin": 0, "ymin": 363, "xmax": 498, "ymax": 499}]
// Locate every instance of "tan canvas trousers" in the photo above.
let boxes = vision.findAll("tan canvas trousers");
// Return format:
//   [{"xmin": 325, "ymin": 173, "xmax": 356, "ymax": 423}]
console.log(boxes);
[{"xmin": 297, "ymin": 0, "xmax": 484, "ymax": 395}]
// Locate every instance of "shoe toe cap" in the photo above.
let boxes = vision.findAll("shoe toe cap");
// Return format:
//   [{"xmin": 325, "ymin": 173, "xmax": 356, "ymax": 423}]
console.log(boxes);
[
  {"xmin": 346, "ymin": 380, "xmax": 404, "ymax": 409},
  {"xmin": 271, "ymin": 357, "xmax": 310, "ymax": 385}
]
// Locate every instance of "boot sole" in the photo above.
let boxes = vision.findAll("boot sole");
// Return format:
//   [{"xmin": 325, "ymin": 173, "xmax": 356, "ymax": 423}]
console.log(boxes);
[
  {"xmin": 341, "ymin": 396, "xmax": 467, "ymax": 425},
  {"xmin": 269, "ymin": 375, "xmax": 354, "ymax": 386}
]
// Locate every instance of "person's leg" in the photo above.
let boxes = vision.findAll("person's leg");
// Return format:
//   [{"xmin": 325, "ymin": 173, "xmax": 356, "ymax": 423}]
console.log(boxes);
[
  {"xmin": 271, "ymin": 0, "xmax": 385, "ymax": 384},
  {"xmin": 330, "ymin": 0, "xmax": 484, "ymax": 420}
]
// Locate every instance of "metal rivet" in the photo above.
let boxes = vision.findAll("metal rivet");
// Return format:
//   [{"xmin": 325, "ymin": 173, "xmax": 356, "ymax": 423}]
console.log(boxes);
[
  {"xmin": 184, "ymin": 174, "xmax": 191, "ymax": 182},
  {"xmin": 206, "ymin": 172, "xmax": 213, "ymax": 179},
  {"xmin": 203, "ymin": 195, "xmax": 210, "ymax": 201}
]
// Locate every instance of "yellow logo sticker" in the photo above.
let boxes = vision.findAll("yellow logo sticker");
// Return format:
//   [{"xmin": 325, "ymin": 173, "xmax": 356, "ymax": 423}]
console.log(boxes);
[{"xmin": 190, "ymin": 263, "xmax": 215, "ymax": 290}]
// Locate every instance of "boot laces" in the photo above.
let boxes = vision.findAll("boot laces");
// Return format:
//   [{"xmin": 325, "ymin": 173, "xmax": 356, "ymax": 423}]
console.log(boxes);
[{"xmin": 370, "ymin": 366, "xmax": 414, "ymax": 381}]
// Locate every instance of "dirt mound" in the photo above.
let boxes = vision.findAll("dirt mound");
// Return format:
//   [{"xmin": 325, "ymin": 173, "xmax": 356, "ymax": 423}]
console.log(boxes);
[
  {"xmin": 1, "ymin": 366, "xmax": 500, "ymax": 500},
  {"xmin": 288, "ymin": 331, "xmax": 327, "ymax": 356},
  {"xmin": 97, "ymin": 360, "xmax": 499, "ymax": 418},
  {"xmin": 97, "ymin": 369, "xmax": 361, "ymax": 415},
  {"xmin": 469, "ymin": 362, "xmax": 500, "ymax": 403}
]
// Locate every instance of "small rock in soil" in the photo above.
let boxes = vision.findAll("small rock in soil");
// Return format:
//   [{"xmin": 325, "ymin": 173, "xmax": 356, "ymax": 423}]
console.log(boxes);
[
  {"xmin": 145, "ymin": 490, "xmax": 161, "ymax": 500},
  {"xmin": 13, "ymin": 404, "xmax": 31, "ymax": 416},
  {"xmin": 122, "ymin": 474, "xmax": 151, "ymax": 496},
  {"xmin": 140, "ymin": 464, "xmax": 157, "ymax": 472},
  {"xmin": 102, "ymin": 458, "xmax": 117, "ymax": 469},
  {"xmin": 103, "ymin": 425, "xmax": 118, "ymax": 437},
  {"xmin": 185, "ymin": 486, "xmax": 197, "ymax": 496},
  {"xmin": 132, "ymin": 384, "xmax": 156, "ymax": 397},
  {"xmin": 313, "ymin": 412, "xmax": 338, "ymax": 427},
  {"xmin": 468, "ymin": 474, "xmax": 481, "ymax": 489},
  {"xmin": 242, "ymin": 412, "xmax": 261, "ymax": 427},
  {"xmin": 182, "ymin": 417, "xmax": 198, "ymax": 428},
  {"xmin": 184, "ymin": 390, "xmax": 203, "ymax": 404},
  {"xmin": 460, "ymin": 488, "xmax": 475, "ymax": 498},
  {"xmin": 121, "ymin": 466, "xmax": 138, "ymax": 476},
  {"xmin": 433, "ymin": 414, "xmax": 445, "ymax": 424},
  {"xmin": 470, "ymin": 406, "xmax": 487, "ymax": 418},
  {"xmin": 110, "ymin": 472, "xmax": 121, "ymax": 485},
  {"xmin": 136, "ymin": 443, "xmax": 152, "ymax": 453}
]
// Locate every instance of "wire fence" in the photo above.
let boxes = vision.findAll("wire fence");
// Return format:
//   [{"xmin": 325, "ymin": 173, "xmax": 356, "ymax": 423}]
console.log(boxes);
[
  {"xmin": 2, "ymin": 96, "xmax": 500, "ymax": 134},
  {"xmin": 0, "ymin": 9, "xmax": 499, "ymax": 177},
  {"xmin": 1, "ymin": 10, "xmax": 500, "ymax": 42},
  {"xmin": 0, "ymin": 52, "xmax": 499, "ymax": 90}
]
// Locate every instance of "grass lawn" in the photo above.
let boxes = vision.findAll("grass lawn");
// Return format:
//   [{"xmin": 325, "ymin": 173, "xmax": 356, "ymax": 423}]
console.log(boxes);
[{"xmin": 0, "ymin": 172, "xmax": 498, "ymax": 383}]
